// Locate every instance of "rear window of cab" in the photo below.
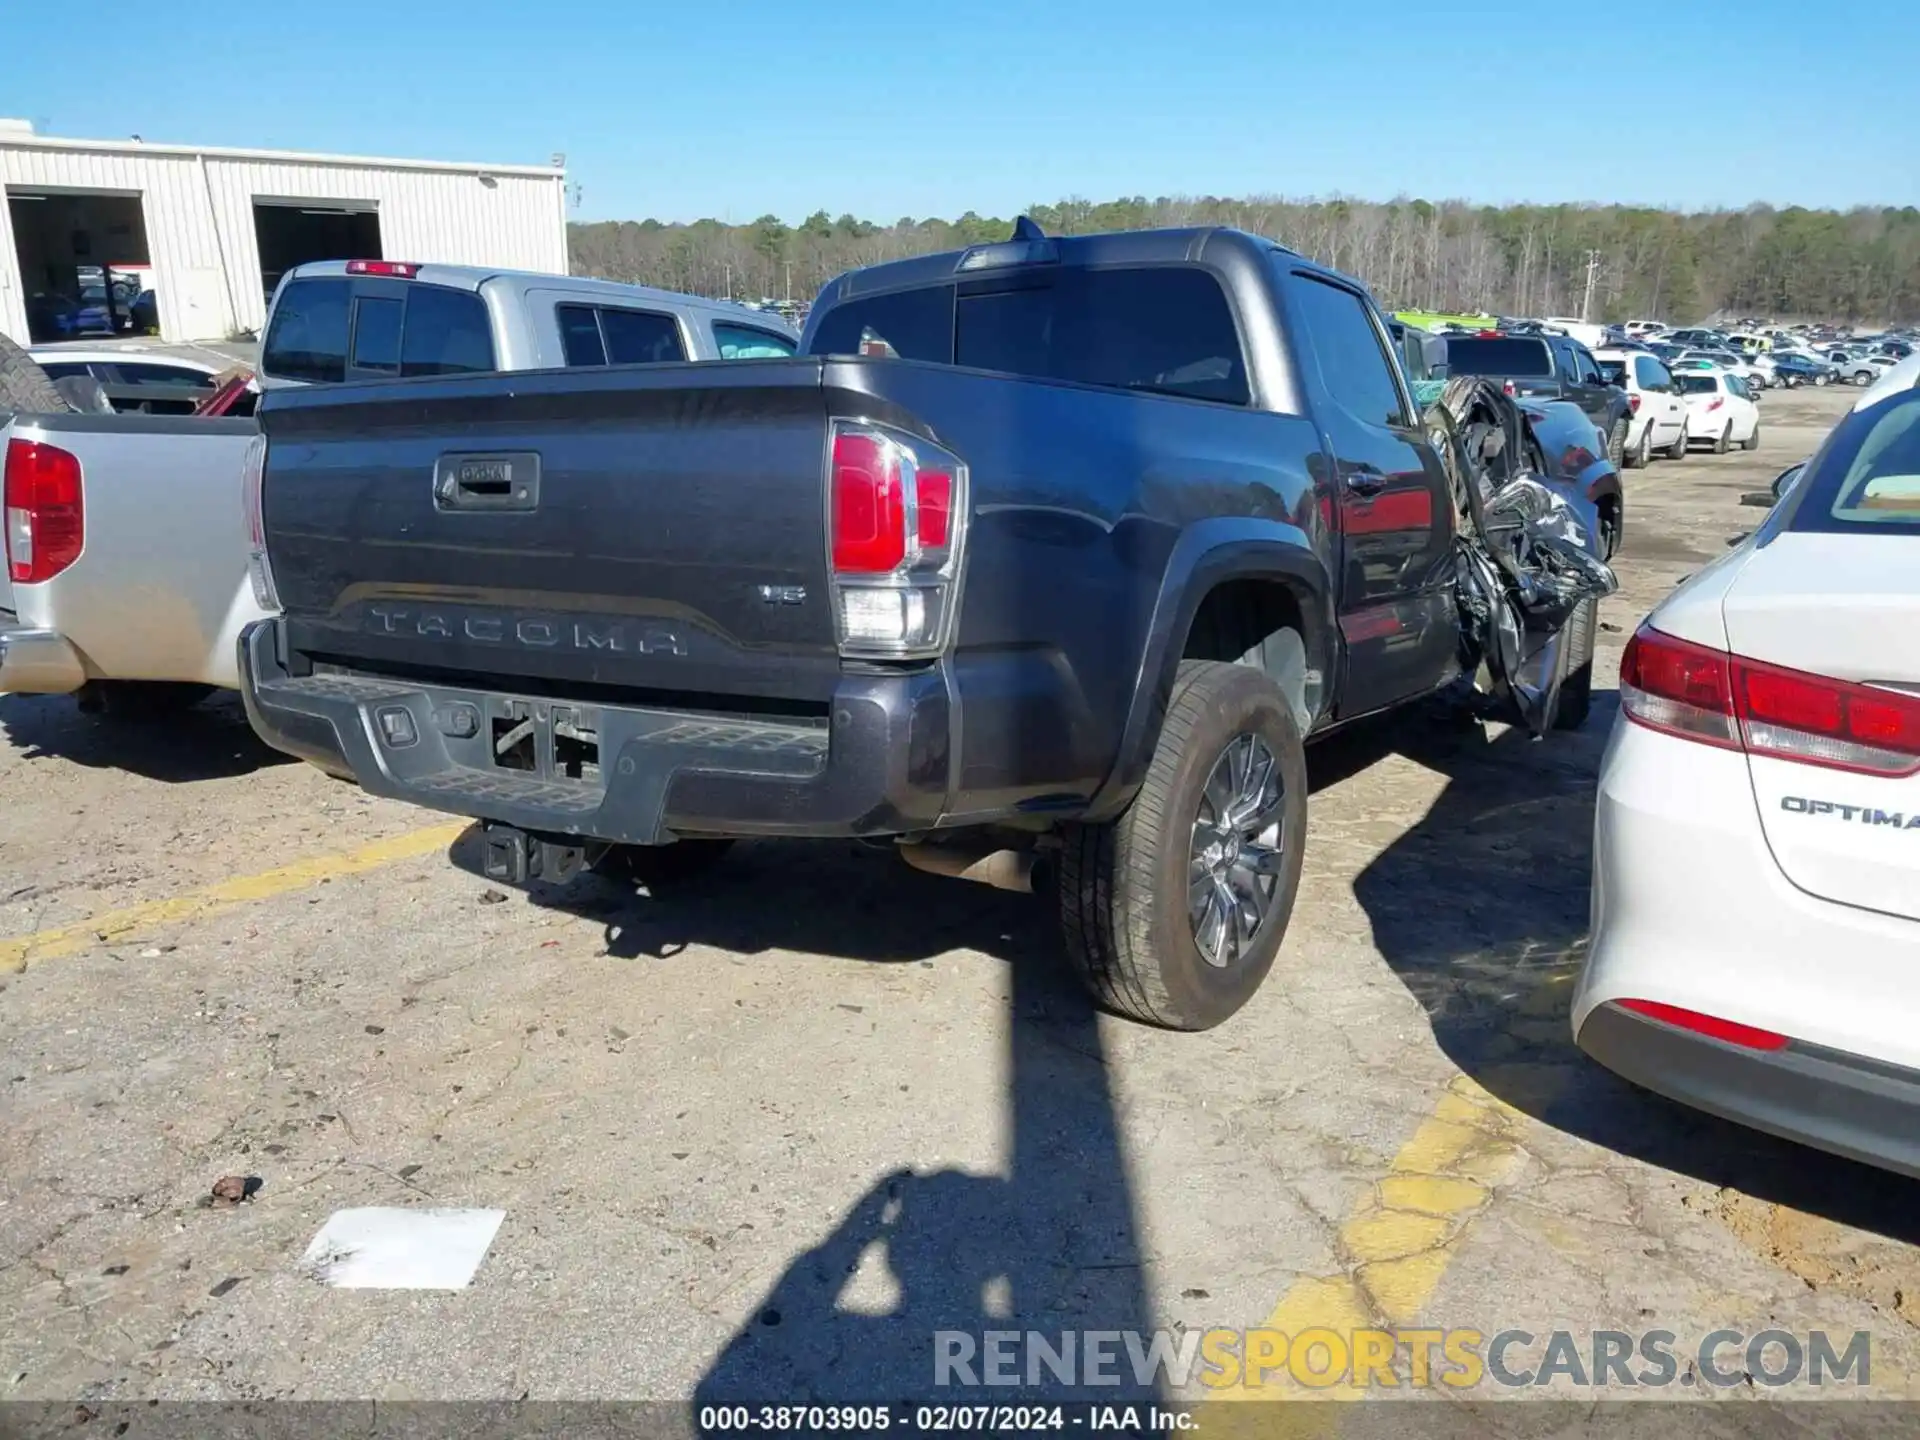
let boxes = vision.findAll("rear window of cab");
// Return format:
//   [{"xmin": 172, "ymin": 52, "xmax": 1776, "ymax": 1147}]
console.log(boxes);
[
  {"xmin": 262, "ymin": 277, "xmax": 496, "ymax": 383},
  {"xmin": 1790, "ymin": 390, "xmax": 1920, "ymax": 534}
]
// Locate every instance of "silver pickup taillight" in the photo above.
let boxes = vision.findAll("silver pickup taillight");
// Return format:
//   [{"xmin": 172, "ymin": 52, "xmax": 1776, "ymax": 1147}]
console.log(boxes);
[
  {"xmin": 5, "ymin": 437, "xmax": 84, "ymax": 585},
  {"xmin": 827, "ymin": 419, "xmax": 967, "ymax": 659},
  {"xmin": 240, "ymin": 432, "xmax": 280, "ymax": 611}
]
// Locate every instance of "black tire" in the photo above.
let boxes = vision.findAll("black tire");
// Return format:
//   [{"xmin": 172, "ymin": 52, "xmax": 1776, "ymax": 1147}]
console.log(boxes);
[
  {"xmin": 91, "ymin": 681, "xmax": 215, "ymax": 719},
  {"xmin": 1664, "ymin": 424, "xmax": 1689, "ymax": 460},
  {"xmin": 1605, "ymin": 419, "xmax": 1627, "ymax": 470},
  {"xmin": 591, "ymin": 838, "xmax": 735, "ymax": 890},
  {"xmin": 1713, "ymin": 422, "xmax": 1732, "ymax": 455},
  {"xmin": 1854, "ymin": 370, "xmax": 1874, "ymax": 387},
  {"xmin": 1058, "ymin": 659, "xmax": 1307, "ymax": 1031},
  {"xmin": 1626, "ymin": 422, "xmax": 1651, "ymax": 469},
  {"xmin": 1553, "ymin": 661, "xmax": 1593, "ymax": 731},
  {"xmin": 0, "ymin": 332, "xmax": 70, "ymax": 415},
  {"xmin": 1814, "ymin": 372, "xmax": 1829, "ymax": 387},
  {"xmin": 1742, "ymin": 423, "xmax": 1761, "ymax": 452}
]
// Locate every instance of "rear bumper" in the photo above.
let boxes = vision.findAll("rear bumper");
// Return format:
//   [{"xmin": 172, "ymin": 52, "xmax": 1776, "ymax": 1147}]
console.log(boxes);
[
  {"xmin": 0, "ymin": 614, "xmax": 87, "ymax": 694},
  {"xmin": 238, "ymin": 620, "xmax": 952, "ymax": 844},
  {"xmin": 1577, "ymin": 1003, "xmax": 1920, "ymax": 1180}
]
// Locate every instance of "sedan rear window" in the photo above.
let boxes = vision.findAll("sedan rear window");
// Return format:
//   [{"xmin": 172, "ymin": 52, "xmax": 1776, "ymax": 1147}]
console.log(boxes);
[
  {"xmin": 1792, "ymin": 392, "xmax": 1920, "ymax": 534},
  {"xmin": 1676, "ymin": 375, "xmax": 1719, "ymax": 395},
  {"xmin": 1441, "ymin": 338, "xmax": 1553, "ymax": 378}
]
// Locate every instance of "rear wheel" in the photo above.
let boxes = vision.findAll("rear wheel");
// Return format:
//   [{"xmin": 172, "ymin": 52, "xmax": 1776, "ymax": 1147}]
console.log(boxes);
[
  {"xmin": 1713, "ymin": 422, "xmax": 1732, "ymax": 455},
  {"xmin": 1664, "ymin": 423, "xmax": 1689, "ymax": 460},
  {"xmin": 1553, "ymin": 663, "xmax": 1593, "ymax": 731},
  {"xmin": 1058, "ymin": 659, "xmax": 1307, "ymax": 1031},
  {"xmin": 1626, "ymin": 422, "xmax": 1651, "ymax": 469},
  {"xmin": 590, "ymin": 839, "xmax": 735, "ymax": 890},
  {"xmin": 1743, "ymin": 422, "xmax": 1761, "ymax": 452},
  {"xmin": 1605, "ymin": 419, "xmax": 1627, "ymax": 469}
]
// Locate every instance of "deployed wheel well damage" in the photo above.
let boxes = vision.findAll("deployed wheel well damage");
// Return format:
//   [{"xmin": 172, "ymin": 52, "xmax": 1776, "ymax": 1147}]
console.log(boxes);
[{"xmin": 1182, "ymin": 579, "xmax": 1317, "ymax": 736}]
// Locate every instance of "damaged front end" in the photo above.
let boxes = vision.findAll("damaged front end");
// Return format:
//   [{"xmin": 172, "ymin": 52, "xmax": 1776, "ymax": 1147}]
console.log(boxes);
[{"xmin": 1426, "ymin": 377, "xmax": 1619, "ymax": 734}]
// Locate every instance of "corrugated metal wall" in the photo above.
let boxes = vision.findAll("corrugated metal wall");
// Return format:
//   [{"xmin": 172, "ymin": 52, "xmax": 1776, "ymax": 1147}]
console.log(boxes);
[{"xmin": 1, "ymin": 142, "xmax": 567, "ymax": 344}]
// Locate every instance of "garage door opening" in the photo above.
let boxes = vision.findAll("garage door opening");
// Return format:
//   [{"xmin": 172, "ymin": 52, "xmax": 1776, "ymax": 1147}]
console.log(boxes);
[
  {"xmin": 253, "ymin": 201, "xmax": 380, "ymax": 305},
  {"xmin": 8, "ymin": 188, "xmax": 153, "ymax": 342}
]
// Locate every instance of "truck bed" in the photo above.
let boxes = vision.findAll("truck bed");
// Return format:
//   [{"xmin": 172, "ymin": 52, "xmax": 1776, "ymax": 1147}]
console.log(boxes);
[{"xmin": 1, "ymin": 412, "xmax": 263, "ymax": 693}]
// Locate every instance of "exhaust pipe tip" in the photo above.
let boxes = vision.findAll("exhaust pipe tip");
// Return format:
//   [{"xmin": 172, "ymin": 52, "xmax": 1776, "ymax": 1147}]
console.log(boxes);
[{"xmin": 897, "ymin": 843, "xmax": 1038, "ymax": 894}]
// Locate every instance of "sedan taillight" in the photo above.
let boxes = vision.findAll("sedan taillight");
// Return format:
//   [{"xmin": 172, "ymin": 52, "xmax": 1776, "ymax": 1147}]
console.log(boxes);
[{"xmin": 1621, "ymin": 623, "xmax": 1920, "ymax": 777}]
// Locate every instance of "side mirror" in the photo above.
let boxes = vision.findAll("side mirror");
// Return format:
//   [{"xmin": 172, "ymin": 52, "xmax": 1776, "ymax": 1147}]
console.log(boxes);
[{"xmin": 1772, "ymin": 463, "xmax": 1804, "ymax": 501}]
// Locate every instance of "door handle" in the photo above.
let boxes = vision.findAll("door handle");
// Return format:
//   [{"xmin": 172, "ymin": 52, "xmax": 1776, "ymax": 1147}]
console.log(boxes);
[
  {"xmin": 1344, "ymin": 468, "xmax": 1389, "ymax": 497},
  {"xmin": 433, "ymin": 452, "xmax": 541, "ymax": 512}
]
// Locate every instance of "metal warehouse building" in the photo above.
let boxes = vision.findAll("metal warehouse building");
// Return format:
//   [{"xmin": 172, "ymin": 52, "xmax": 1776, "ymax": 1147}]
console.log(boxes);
[{"xmin": 0, "ymin": 120, "xmax": 567, "ymax": 345}]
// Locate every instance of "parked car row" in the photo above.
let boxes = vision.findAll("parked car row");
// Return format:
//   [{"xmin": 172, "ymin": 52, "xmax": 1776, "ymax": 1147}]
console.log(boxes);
[{"xmin": 6, "ymin": 222, "xmax": 1620, "ymax": 1034}]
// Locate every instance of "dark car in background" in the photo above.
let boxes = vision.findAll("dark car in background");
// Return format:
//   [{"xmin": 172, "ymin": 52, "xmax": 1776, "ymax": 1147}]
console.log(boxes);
[
  {"xmin": 1441, "ymin": 334, "xmax": 1635, "ymax": 466},
  {"xmin": 1770, "ymin": 352, "xmax": 1833, "ymax": 387}
]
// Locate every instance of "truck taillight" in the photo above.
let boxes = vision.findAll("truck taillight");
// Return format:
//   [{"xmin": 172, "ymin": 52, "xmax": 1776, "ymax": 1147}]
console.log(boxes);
[
  {"xmin": 240, "ymin": 433, "xmax": 280, "ymax": 611},
  {"xmin": 5, "ymin": 437, "xmax": 84, "ymax": 584},
  {"xmin": 827, "ymin": 419, "xmax": 966, "ymax": 659},
  {"xmin": 1621, "ymin": 623, "xmax": 1920, "ymax": 777}
]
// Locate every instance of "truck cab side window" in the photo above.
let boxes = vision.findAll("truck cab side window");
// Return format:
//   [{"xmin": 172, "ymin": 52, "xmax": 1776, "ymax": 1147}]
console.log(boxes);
[
  {"xmin": 599, "ymin": 308, "xmax": 687, "ymax": 365},
  {"xmin": 1289, "ymin": 275, "xmax": 1407, "ymax": 428}
]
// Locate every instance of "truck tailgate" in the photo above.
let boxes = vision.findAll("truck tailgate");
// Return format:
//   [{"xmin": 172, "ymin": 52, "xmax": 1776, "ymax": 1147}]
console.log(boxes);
[{"xmin": 261, "ymin": 360, "xmax": 842, "ymax": 705}]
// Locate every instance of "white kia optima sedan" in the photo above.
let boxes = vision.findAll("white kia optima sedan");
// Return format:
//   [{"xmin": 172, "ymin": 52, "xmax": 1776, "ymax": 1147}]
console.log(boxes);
[{"xmin": 1575, "ymin": 382, "xmax": 1920, "ymax": 1177}]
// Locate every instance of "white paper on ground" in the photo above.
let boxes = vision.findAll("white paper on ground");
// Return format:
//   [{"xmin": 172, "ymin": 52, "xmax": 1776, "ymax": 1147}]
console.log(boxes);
[{"xmin": 299, "ymin": 1206, "xmax": 506, "ymax": 1289}]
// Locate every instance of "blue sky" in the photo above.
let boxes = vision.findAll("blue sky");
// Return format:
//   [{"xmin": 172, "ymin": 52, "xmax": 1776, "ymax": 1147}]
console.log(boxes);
[{"xmin": 5, "ymin": 0, "xmax": 1912, "ymax": 224}]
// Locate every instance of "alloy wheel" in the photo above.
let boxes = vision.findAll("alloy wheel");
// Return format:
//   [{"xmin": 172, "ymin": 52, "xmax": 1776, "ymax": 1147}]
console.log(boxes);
[{"xmin": 1188, "ymin": 733, "xmax": 1286, "ymax": 968}]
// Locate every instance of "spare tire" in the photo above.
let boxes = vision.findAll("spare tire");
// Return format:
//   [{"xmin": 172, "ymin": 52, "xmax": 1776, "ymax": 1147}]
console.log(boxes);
[{"xmin": 0, "ymin": 332, "xmax": 71, "ymax": 415}]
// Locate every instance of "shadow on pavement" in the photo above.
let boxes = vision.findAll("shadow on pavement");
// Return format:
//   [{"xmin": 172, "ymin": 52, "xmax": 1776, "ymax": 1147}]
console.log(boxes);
[
  {"xmin": 0, "ymin": 691, "xmax": 293, "ymax": 783},
  {"xmin": 452, "ymin": 837, "xmax": 1160, "ymax": 1411},
  {"xmin": 1343, "ymin": 691, "xmax": 1920, "ymax": 1245}
]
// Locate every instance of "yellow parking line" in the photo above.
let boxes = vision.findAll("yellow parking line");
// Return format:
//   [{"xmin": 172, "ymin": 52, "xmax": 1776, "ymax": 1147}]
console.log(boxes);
[
  {"xmin": 0, "ymin": 822, "xmax": 468, "ymax": 973},
  {"xmin": 1200, "ymin": 1073, "xmax": 1531, "ymax": 1435}
]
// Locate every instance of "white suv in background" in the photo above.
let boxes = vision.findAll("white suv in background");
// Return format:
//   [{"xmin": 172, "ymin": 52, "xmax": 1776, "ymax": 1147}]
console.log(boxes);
[{"xmin": 1595, "ymin": 348, "xmax": 1688, "ymax": 467}]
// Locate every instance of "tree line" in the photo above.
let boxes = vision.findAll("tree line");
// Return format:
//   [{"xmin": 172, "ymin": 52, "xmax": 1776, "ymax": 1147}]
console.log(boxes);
[{"xmin": 569, "ymin": 196, "xmax": 1920, "ymax": 324}]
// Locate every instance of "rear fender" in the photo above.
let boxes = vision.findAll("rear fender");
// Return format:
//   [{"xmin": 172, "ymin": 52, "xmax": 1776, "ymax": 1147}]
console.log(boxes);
[
  {"xmin": 1528, "ymin": 401, "xmax": 1621, "ymax": 515},
  {"xmin": 1081, "ymin": 518, "xmax": 1335, "ymax": 824}
]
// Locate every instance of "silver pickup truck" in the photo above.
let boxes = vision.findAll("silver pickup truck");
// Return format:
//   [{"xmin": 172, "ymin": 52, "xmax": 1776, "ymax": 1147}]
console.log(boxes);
[{"xmin": 0, "ymin": 264, "xmax": 799, "ymax": 715}]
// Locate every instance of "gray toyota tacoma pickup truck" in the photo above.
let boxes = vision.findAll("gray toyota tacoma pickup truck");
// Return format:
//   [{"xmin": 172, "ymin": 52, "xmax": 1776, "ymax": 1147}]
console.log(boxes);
[{"xmin": 239, "ymin": 223, "xmax": 1614, "ymax": 1030}]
